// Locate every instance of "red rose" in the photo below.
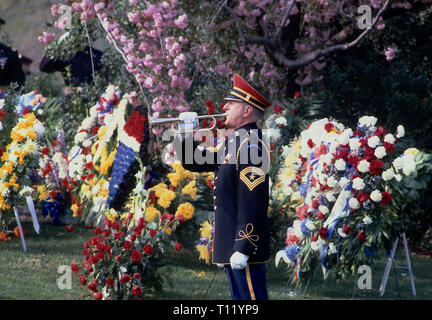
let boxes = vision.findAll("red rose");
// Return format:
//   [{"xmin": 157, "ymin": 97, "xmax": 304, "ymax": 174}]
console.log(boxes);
[
  {"xmin": 381, "ymin": 191, "xmax": 392, "ymax": 205},
  {"xmin": 294, "ymin": 91, "xmax": 302, "ymax": 99},
  {"xmin": 88, "ymin": 280, "xmax": 98, "ymax": 292},
  {"xmin": 131, "ymin": 285, "xmax": 142, "ymax": 296},
  {"xmin": 130, "ymin": 234, "xmax": 137, "ymax": 242},
  {"xmin": 79, "ymin": 274, "xmax": 86, "ymax": 286},
  {"xmin": 175, "ymin": 242, "xmax": 183, "ymax": 252},
  {"xmin": 143, "ymin": 243, "xmax": 154, "ymax": 254},
  {"xmin": 383, "ymin": 142, "xmax": 394, "ymax": 154},
  {"xmin": 106, "ymin": 277, "xmax": 114, "ymax": 287},
  {"xmin": 120, "ymin": 274, "xmax": 131, "ymax": 284},
  {"xmin": 342, "ymin": 225, "xmax": 353, "ymax": 234},
  {"xmin": 102, "ymin": 229, "xmax": 111, "ymax": 237},
  {"xmin": 71, "ymin": 263, "xmax": 79, "ymax": 274},
  {"xmin": 357, "ymin": 231, "xmax": 366, "ymax": 242},
  {"xmin": 123, "ymin": 241, "xmax": 132, "ymax": 250},
  {"xmin": 93, "ymin": 292, "xmax": 103, "ymax": 300},
  {"xmin": 41, "ymin": 147, "xmax": 50, "ymax": 156},
  {"xmin": 93, "ymin": 226, "xmax": 103, "ymax": 235},
  {"xmin": 353, "ymin": 129, "xmax": 362, "ymax": 137},
  {"xmin": 133, "ymin": 273, "xmax": 140, "ymax": 279},
  {"xmin": 273, "ymin": 105, "xmax": 284, "ymax": 114},
  {"xmin": 369, "ymin": 160, "xmax": 384, "ymax": 175},
  {"xmin": 359, "ymin": 139, "xmax": 368, "ymax": 148},
  {"xmin": 307, "ymin": 139, "xmax": 315, "ymax": 149},
  {"xmin": 112, "ymin": 221, "xmax": 121, "ymax": 230},
  {"xmin": 364, "ymin": 147, "xmax": 375, "ymax": 161},
  {"xmin": 375, "ymin": 126, "xmax": 386, "ymax": 138},
  {"xmin": 131, "ymin": 249, "xmax": 142, "ymax": 262},
  {"xmin": 324, "ymin": 123, "xmax": 334, "ymax": 133},
  {"xmin": 115, "ymin": 256, "xmax": 122, "ymax": 262},
  {"xmin": 133, "ymin": 226, "xmax": 143, "ymax": 236},
  {"xmin": 85, "ymin": 162, "xmax": 94, "ymax": 170},
  {"xmin": 89, "ymin": 255, "xmax": 99, "ymax": 265},
  {"xmin": 149, "ymin": 229, "xmax": 157, "ymax": 237},
  {"xmin": 319, "ymin": 227, "xmax": 328, "ymax": 239},
  {"xmin": 114, "ymin": 231, "xmax": 124, "ymax": 240}
]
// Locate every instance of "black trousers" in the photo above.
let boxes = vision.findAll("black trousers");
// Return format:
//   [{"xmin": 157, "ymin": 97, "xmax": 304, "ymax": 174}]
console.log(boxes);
[{"xmin": 225, "ymin": 264, "xmax": 268, "ymax": 300}]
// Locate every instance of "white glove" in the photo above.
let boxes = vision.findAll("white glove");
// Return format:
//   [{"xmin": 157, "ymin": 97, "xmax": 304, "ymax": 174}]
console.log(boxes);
[
  {"xmin": 216, "ymin": 264, "xmax": 225, "ymax": 269},
  {"xmin": 230, "ymin": 251, "xmax": 249, "ymax": 270}
]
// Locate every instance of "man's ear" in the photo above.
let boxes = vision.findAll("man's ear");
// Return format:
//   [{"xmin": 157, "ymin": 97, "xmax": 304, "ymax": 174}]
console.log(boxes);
[{"xmin": 243, "ymin": 104, "xmax": 253, "ymax": 117}]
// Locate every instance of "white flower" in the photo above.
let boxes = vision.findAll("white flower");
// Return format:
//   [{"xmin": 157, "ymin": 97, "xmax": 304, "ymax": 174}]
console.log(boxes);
[
  {"xmin": 275, "ymin": 117, "xmax": 287, "ymax": 127},
  {"xmin": 359, "ymin": 116, "xmax": 377, "ymax": 127},
  {"xmin": 19, "ymin": 186, "xmax": 34, "ymax": 197},
  {"xmin": 81, "ymin": 117, "xmax": 94, "ymax": 131},
  {"xmin": 338, "ymin": 228, "xmax": 348, "ymax": 238},
  {"xmin": 352, "ymin": 177, "xmax": 365, "ymax": 190},
  {"xmin": 0, "ymin": 99, "xmax": 5, "ymax": 109},
  {"xmin": 326, "ymin": 193, "xmax": 336, "ymax": 202},
  {"xmin": 92, "ymin": 185, "xmax": 101, "ymax": 195},
  {"xmin": 319, "ymin": 205, "xmax": 329, "ymax": 215},
  {"xmin": 82, "ymin": 140, "xmax": 92, "ymax": 148},
  {"xmin": 349, "ymin": 138, "xmax": 361, "ymax": 151},
  {"xmin": 74, "ymin": 132, "xmax": 88, "ymax": 144},
  {"xmin": 293, "ymin": 220, "xmax": 303, "ymax": 238},
  {"xmin": 85, "ymin": 154, "xmax": 93, "ymax": 163},
  {"xmin": 305, "ymin": 220, "xmax": 316, "ymax": 231},
  {"xmin": 396, "ymin": 125, "xmax": 405, "ymax": 138},
  {"xmin": 358, "ymin": 159, "xmax": 370, "ymax": 173},
  {"xmin": 370, "ymin": 190, "xmax": 382, "ymax": 202},
  {"xmin": 368, "ymin": 136, "xmax": 380, "ymax": 148},
  {"xmin": 33, "ymin": 120, "xmax": 45, "ymax": 137},
  {"xmin": 322, "ymin": 153, "xmax": 333, "ymax": 164},
  {"xmin": 363, "ymin": 216, "xmax": 373, "ymax": 225},
  {"xmin": 393, "ymin": 157, "xmax": 404, "ymax": 170},
  {"xmin": 349, "ymin": 197, "xmax": 360, "ymax": 209},
  {"xmin": 395, "ymin": 174, "xmax": 402, "ymax": 182},
  {"xmin": 382, "ymin": 168, "xmax": 395, "ymax": 181},
  {"xmin": 402, "ymin": 155, "xmax": 416, "ymax": 176},
  {"xmin": 281, "ymin": 145, "xmax": 290, "ymax": 158},
  {"xmin": 374, "ymin": 146, "xmax": 387, "ymax": 159},
  {"xmin": 311, "ymin": 241, "xmax": 320, "ymax": 251},
  {"xmin": 384, "ymin": 134, "xmax": 395, "ymax": 144},
  {"xmin": 339, "ymin": 177, "xmax": 350, "ymax": 188},
  {"xmin": 328, "ymin": 242, "xmax": 337, "ymax": 254},
  {"xmin": 327, "ymin": 176, "xmax": 337, "ymax": 188},
  {"xmin": 335, "ymin": 159, "xmax": 346, "ymax": 171}
]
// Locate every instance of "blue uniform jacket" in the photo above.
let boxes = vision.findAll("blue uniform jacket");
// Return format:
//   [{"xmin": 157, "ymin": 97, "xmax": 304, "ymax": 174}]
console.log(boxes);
[{"xmin": 174, "ymin": 122, "xmax": 270, "ymax": 264}]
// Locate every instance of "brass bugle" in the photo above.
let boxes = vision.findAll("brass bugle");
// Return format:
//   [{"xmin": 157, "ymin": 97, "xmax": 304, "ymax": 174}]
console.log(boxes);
[{"xmin": 149, "ymin": 112, "xmax": 227, "ymax": 133}]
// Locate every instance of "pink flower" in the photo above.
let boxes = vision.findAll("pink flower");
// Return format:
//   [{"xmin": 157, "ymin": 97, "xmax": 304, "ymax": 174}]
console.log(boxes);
[
  {"xmin": 38, "ymin": 32, "xmax": 56, "ymax": 45},
  {"xmin": 385, "ymin": 47, "xmax": 395, "ymax": 61}
]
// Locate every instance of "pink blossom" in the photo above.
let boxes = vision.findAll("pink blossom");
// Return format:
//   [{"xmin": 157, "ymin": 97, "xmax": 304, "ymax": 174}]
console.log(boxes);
[
  {"xmin": 38, "ymin": 32, "xmax": 56, "ymax": 45},
  {"xmin": 385, "ymin": 47, "xmax": 395, "ymax": 61}
]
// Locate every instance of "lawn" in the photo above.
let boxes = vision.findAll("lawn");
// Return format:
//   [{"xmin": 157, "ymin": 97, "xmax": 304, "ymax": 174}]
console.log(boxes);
[{"xmin": 1, "ymin": 222, "xmax": 431, "ymax": 300}]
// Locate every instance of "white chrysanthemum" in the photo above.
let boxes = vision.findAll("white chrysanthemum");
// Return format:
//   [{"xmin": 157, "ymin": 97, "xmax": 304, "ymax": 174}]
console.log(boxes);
[
  {"xmin": 349, "ymin": 197, "xmax": 360, "ymax": 209},
  {"xmin": 81, "ymin": 117, "xmax": 94, "ymax": 131},
  {"xmin": 349, "ymin": 138, "xmax": 361, "ymax": 151},
  {"xmin": 275, "ymin": 117, "xmax": 287, "ymax": 127},
  {"xmin": 89, "ymin": 104, "xmax": 98, "ymax": 118},
  {"xmin": 396, "ymin": 125, "xmax": 405, "ymax": 138},
  {"xmin": 319, "ymin": 205, "xmax": 329, "ymax": 215},
  {"xmin": 384, "ymin": 134, "xmax": 395, "ymax": 144},
  {"xmin": 305, "ymin": 220, "xmax": 316, "ymax": 231},
  {"xmin": 311, "ymin": 241, "xmax": 320, "ymax": 251},
  {"xmin": 370, "ymin": 190, "xmax": 382, "ymax": 202},
  {"xmin": 382, "ymin": 168, "xmax": 395, "ymax": 181},
  {"xmin": 335, "ymin": 159, "xmax": 346, "ymax": 171},
  {"xmin": 322, "ymin": 153, "xmax": 333, "ymax": 164},
  {"xmin": 358, "ymin": 159, "xmax": 370, "ymax": 173},
  {"xmin": 352, "ymin": 177, "xmax": 365, "ymax": 190},
  {"xmin": 395, "ymin": 173, "xmax": 402, "ymax": 182},
  {"xmin": 393, "ymin": 157, "xmax": 404, "ymax": 170},
  {"xmin": 368, "ymin": 136, "xmax": 380, "ymax": 148},
  {"xmin": 23, "ymin": 139, "xmax": 39, "ymax": 156},
  {"xmin": 363, "ymin": 216, "xmax": 373, "ymax": 225},
  {"xmin": 327, "ymin": 176, "xmax": 337, "ymax": 188},
  {"xmin": 402, "ymin": 155, "xmax": 416, "ymax": 176},
  {"xmin": 85, "ymin": 154, "xmax": 93, "ymax": 163},
  {"xmin": 374, "ymin": 146, "xmax": 387, "ymax": 159},
  {"xmin": 326, "ymin": 192, "xmax": 336, "ymax": 202},
  {"xmin": 359, "ymin": 116, "xmax": 377, "ymax": 127},
  {"xmin": 74, "ymin": 132, "xmax": 88, "ymax": 144},
  {"xmin": 339, "ymin": 177, "xmax": 350, "ymax": 188}
]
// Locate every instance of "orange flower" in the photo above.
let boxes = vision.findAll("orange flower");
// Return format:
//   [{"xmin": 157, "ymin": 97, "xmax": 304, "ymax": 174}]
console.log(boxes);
[
  {"xmin": 14, "ymin": 226, "xmax": 25, "ymax": 237},
  {"xmin": 0, "ymin": 232, "xmax": 9, "ymax": 241}
]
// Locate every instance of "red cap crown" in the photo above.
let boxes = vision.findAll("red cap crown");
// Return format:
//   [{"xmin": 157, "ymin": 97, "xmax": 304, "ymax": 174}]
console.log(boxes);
[{"xmin": 224, "ymin": 74, "xmax": 271, "ymax": 111}]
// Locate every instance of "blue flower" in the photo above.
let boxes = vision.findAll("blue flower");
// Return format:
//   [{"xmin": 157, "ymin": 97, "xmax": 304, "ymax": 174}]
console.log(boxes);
[{"xmin": 285, "ymin": 244, "xmax": 301, "ymax": 262}]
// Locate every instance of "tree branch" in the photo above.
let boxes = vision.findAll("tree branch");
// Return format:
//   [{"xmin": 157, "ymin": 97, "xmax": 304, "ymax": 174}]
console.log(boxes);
[{"xmin": 273, "ymin": 0, "xmax": 295, "ymax": 41}]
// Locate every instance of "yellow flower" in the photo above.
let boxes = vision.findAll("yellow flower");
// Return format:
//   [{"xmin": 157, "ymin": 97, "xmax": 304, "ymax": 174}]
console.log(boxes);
[
  {"xmin": 105, "ymin": 208, "xmax": 118, "ymax": 222},
  {"xmin": 172, "ymin": 161, "xmax": 192, "ymax": 179},
  {"xmin": 161, "ymin": 227, "xmax": 172, "ymax": 235},
  {"xmin": 182, "ymin": 180, "xmax": 197, "ymax": 199},
  {"xmin": 199, "ymin": 220, "xmax": 213, "ymax": 239},
  {"xmin": 157, "ymin": 189, "xmax": 176, "ymax": 208},
  {"xmin": 404, "ymin": 148, "xmax": 420, "ymax": 157},
  {"xmin": 167, "ymin": 172, "xmax": 181, "ymax": 188},
  {"xmin": 145, "ymin": 206, "xmax": 161, "ymax": 222},
  {"xmin": 81, "ymin": 184, "xmax": 90, "ymax": 198},
  {"xmin": 196, "ymin": 245, "xmax": 210, "ymax": 264},
  {"xmin": 150, "ymin": 183, "xmax": 168, "ymax": 198},
  {"xmin": 175, "ymin": 202, "xmax": 194, "ymax": 221},
  {"xmin": 71, "ymin": 204, "xmax": 81, "ymax": 217},
  {"xmin": 36, "ymin": 185, "xmax": 49, "ymax": 201}
]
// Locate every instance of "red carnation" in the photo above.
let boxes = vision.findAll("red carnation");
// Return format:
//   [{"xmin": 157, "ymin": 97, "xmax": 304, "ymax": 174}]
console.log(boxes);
[
  {"xmin": 381, "ymin": 191, "xmax": 392, "ymax": 205},
  {"xmin": 316, "ymin": 211, "xmax": 325, "ymax": 221},
  {"xmin": 131, "ymin": 249, "xmax": 142, "ymax": 262},
  {"xmin": 120, "ymin": 274, "xmax": 131, "ymax": 284},
  {"xmin": 50, "ymin": 189, "xmax": 58, "ymax": 199},
  {"xmin": 143, "ymin": 243, "xmax": 154, "ymax": 254},
  {"xmin": 311, "ymin": 235, "xmax": 318, "ymax": 242},
  {"xmin": 311, "ymin": 200, "xmax": 320, "ymax": 209},
  {"xmin": 42, "ymin": 147, "xmax": 50, "ymax": 156},
  {"xmin": 22, "ymin": 107, "xmax": 31, "ymax": 115},
  {"xmin": 123, "ymin": 240, "xmax": 132, "ymax": 250},
  {"xmin": 307, "ymin": 138, "xmax": 315, "ymax": 149},
  {"xmin": 324, "ymin": 122, "xmax": 334, "ymax": 133},
  {"xmin": 370, "ymin": 160, "xmax": 384, "ymax": 175},
  {"xmin": 131, "ymin": 285, "xmax": 142, "ymax": 296},
  {"xmin": 91, "ymin": 126, "xmax": 99, "ymax": 135},
  {"xmin": 85, "ymin": 162, "xmax": 94, "ymax": 170},
  {"xmin": 353, "ymin": 129, "xmax": 362, "ymax": 137},
  {"xmin": 93, "ymin": 226, "xmax": 103, "ymax": 235},
  {"xmin": 115, "ymin": 256, "xmax": 122, "ymax": 262},
  {"xmin": 356, "ymin": 190, "xmax": 370, "ymax": 204},
  {"xmin": 364, "ymin": 147, "xmax": 376, "ymax": 161},
  {"xmin": 357, "ymin": 231, "xmax": 366, "ymax": 242},
  {"xmin": 375, "ymin": 126, "xmax": 386, "ymax": 138},
  {"xmin": 319, "ymin": 227, "xmax": 328, "ymax": 239},
  {"xmin": 342, "ymin": 225, "xmax": 354, "ymax": 234},
  {"xmin": 383, "ymin": 142, "xmax": 394, "ymax": 154},
  {"xmin": 114, "ymin": 231, "xmax": 124, "ymax": 240},
  {"xmin": 112, "ymin": 221, "xmax": 121, "ymax": 230},
  {"xmin": 294, "ymin": 91, "xmax": 302, "ymax": 99},
  {"xmin": 175, "ymin": 242, "xmax": 183, "ymax": 252},
  {"xmin": 149, "ymin": 229, "xmax": 157, "ymax": 237},
  {"xmin": 296, "ymin": 205, "xmax": 309, "ymax": 221}
]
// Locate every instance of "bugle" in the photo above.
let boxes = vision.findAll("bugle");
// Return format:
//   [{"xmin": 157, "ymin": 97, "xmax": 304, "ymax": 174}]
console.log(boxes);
[{"xmin": 149, "ymin": 112, "xmax": 227, "ymax": 133}]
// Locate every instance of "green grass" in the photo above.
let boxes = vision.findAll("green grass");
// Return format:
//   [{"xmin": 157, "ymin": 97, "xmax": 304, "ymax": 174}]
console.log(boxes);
[{"xmin": 1, "ymin": 222, "xmax": 432, "ymax": 300}]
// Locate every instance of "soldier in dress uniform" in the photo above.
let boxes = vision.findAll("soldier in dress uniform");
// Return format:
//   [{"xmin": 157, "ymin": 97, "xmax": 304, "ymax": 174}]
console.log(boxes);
[
  {"xmin": 174, "ymin": 74, "xmax": 272, "ymax": 300},
  {"xmin": 0, "ymin": 17, "xmax": 25, "ymax": 87},
  {"xmin": 39, "ymin": 46, "xmax": 103, "ymax": 88}
]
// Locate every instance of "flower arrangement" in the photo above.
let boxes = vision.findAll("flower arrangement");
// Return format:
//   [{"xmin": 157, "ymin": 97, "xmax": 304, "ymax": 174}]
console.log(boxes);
[
  {"xmin": 0, "ymin": 112, "xmax": 43, "ymax": 232},
  {"xmin": 275, "ymin": 116, "xmax": 429, "ymax": 284},
  {"xmin": 71, "ymin": 160, "xmax": 185, "ymax": 300},
  {"xmin": 196, "ymin": 219, "xmax": 214, "ymax": 265}
]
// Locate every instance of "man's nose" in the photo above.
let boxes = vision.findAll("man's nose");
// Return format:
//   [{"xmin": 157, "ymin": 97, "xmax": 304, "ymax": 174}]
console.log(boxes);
[{"xmin": 222, "ymin": 104, "xmax": 229, "ymax": 112}]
